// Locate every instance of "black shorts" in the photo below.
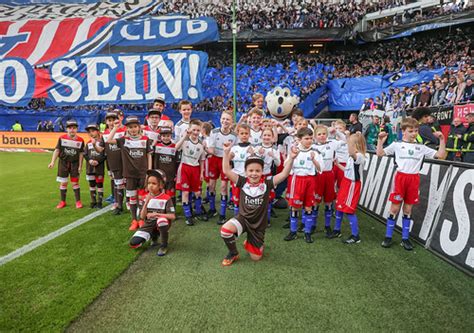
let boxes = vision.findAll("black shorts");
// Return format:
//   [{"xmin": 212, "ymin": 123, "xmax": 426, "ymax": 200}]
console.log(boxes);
[
  {"xmin": 227, "ymin": 217, "xmax": 266, "ymax": 256},
  {"xmin": 57, "ymin": 159, "xmax": 80, "ymax": 182}
]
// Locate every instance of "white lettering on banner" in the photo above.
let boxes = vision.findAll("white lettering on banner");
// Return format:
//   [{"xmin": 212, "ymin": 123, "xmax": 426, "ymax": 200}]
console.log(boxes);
[
  {"xmin": 118, "ymin": 55, "xmax": 142, "ymax": 100},
  {"xmin": 419, "ymin": 165, "xmax": 457, "ymax": 240},
  {"xmin": 50, "ymin": 59, "xmax": 82, "ymax": 103},
  {"xmin": 0, "ymin": 59, "xmax": 29, "ymax": 104},
  {"xmin": 440, "ymin": 169, "xmax": 473, "ymax": 257},
  {"xmin": 159, "ymin": 20, "xmax": 181, "ymax": 38},
  {"xmin": 119, "ymin": 19, "xmax": 209, "ymax": 41},
  {"xmin": 360, "ymin": 155, "xmax": 388, "ymax": 211},
  {"xmin": 83, "ymin": 57, "xmax": 120, "ymax": 102},
  {"xmin": 144, "ymin": 53, "xmax": 186, "ymax": 99}
]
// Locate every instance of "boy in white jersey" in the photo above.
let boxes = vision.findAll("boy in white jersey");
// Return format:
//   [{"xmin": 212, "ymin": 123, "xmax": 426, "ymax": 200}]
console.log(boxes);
[
  {"xmin": 333, "ymin": 120, "xmax": 350, "ymax": 189},
  {"xmin": 174, "ymin": 100, "xmax": 192, "ymax": 141},
  {"xmin": 284, "ymin": 127, "xmax": 322, "ymax": 243},
  {"xmin": 255, "ymin": 128, "xmax": 281, "ymax": 225},
  {"xmin": 377, "ymin": 118, "xmax": 446, "ymax": 250},
  {"xmin": 201, "ymin": 122, "xmax": 213, "ymax": 204},
  {"xmin": 175, "ymin": 119, "xmax": 207, "ymax": 226},
  {"xmin": 207, "ymin": 111, "xmax": 237, "ymax": 224},
  {"xmin": 312, "ymin": 125, "xmax": 346, "ymax": 236},
  {"xmin": 248, "ymin": 107, "xmax": 264, "ymax": 146},
  {"xmin": 229, "ymin": 123, "xmax": 253, "ymax": 216},
  {"xmin": 329, "ymin": 133, "xmax": 366, "ymax": 244}
]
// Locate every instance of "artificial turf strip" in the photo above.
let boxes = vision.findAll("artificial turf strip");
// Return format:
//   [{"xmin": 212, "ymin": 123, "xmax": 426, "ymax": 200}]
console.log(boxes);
[
  {"xmin": 0, "ymin": 212, "xmax": 140, "ymax": 332},
  {"xmin": 68, "ymin": 213, "xmax": 474, "ymax": 332},
  {"xmin": 0, "ymin": 152, "xmax": 113, "ymax": 256}
]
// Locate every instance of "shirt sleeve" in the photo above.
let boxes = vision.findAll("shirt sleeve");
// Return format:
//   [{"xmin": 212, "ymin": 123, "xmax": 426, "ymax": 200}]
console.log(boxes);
[
  {"xmin": 165, "ymin": 197, "xmax": 175, "ymax": 214},
  {"xmin": 55, "ymin": 138, "xmax": 62, "ymax": 150},
  {"xmin": 208, "ymin": 132, "xmax": 216, "ymax": 148},
  {"xmin": 422, "ymin": 145, "xmax": 437, "ymax": 159},
  {"xmin": 354, "ymin": 153, "xmax": 365, "ymax": 165},
  {"xmin": 147, "ymin": 139, "xmax": 154, "ymax": 154},
  {"xmin": 236, "ymin": 175, "xmax": 246, "ymax": 188},
  {"xmin": 266, "ymin": 177, "xmax": 275, "ymax": 190},
  {"xmin": 383, "ymin": 142, "xmax": 396, "ymax": 156}
]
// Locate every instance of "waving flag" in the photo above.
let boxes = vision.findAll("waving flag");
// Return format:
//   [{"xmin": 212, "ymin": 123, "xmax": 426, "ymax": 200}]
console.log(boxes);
[{"xmin": 0, "ymin": 0, "xmax": 162, "ymax": 66}]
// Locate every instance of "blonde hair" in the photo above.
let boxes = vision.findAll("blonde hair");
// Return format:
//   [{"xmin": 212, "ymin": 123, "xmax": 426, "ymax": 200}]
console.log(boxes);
[
  {"xmin": 349, "ymin": 132, "xmax": 366, "ymax": 155},
  {"xmin": 252, "ymin": 93, "xmax": 264, "ymax": 103},
  {"xmin": 248, "ymin": 107, "xmax": 264, "ymax": 118},
  {"xmin": 334, "ymin": 119, "xmax": 346, "ymax": 129},
  {"xmin": 314, "ymin": 125, "xmax": 328, "ymax": 136},
  {"xmin": 401, "ymin": 118, "xmax": 419, "ymax": 131},
  {"xmin": 221, "ymin": 110, "xmax": 234, "ymax": 120}
]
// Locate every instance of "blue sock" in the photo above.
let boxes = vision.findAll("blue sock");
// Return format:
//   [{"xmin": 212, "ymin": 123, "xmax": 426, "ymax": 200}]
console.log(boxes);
[
  {"xmin": 267, "ymin": 203, "xmax": 272, "ymax": 223},
  {"xmin": 220, "ymin": 195, "xmax": 227, "ymax": 217},
  {"xmin": 324, "ymin": 205, "xmax": 332, "ymax": 228},
  {"xmin": 335, "ymin": 210, "xmax": 343, "ymax": 231},
  {"xmin": 183, "ymin": 202, "xmax": 192, "ymax": 219},
  {"xmin": 303, "ymin": 211, "xmax": 313, "ymax": 234},
  {"xmin": 312, "ymin": 207, "xmax": 319, "ymax": 229},
  {"xmin": 385, "ymin": 214, "xmax": 396, "ymax": 238},
  {"xmin": 205, "ymin": 187, "xmax": 210, "ymax": 200},
  {"xmin": 347, "ymin": 214, "xmax": 359, "ymax": 236},
  {"xmin": 234, "ymin": 205, "xmax": 239, "ymax": 216},
  {"xmin": 195, "ymin": 197, "xmax": 202, "ymax": 215},
  {"xmin": 209, "ymin": 193, "xmax": 216, "ymax": 211},
  {"xmin": 290, "ymin": 210, "xmax": 298, "ymax": 232},
  {"xmin": 402, "ymin": 215, "xmax": 411, "ymax": 240}
]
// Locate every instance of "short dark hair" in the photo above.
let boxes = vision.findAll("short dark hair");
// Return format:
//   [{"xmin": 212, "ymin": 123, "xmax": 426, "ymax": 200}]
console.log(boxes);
[
  {"xmin": 296, "ymin": 127, "xmax": 313, "ymax": 139},
  {"xmin": 412, "ymin": 107, "xmax": 431, "ymax": 120}
]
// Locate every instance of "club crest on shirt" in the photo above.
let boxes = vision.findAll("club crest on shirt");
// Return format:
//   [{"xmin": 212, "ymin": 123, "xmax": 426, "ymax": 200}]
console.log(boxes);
[
  {"xmin": 408, "ymin": 149, "xmax": 414, "ymax": 156},
  {"xmin": 299, "ymin": 160, "xmax": 305, "ymax": 165},
  {"xmin": 240, "ymin": 153, "xmax": 245, "ymax": 159}
]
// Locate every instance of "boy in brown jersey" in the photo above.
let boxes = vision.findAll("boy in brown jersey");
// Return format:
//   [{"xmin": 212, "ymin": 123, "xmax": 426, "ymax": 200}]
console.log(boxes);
[
  {"xmin": 102, "ymin": 111, "xmax": 126, "ymax": 214},
  {"xmin": 153, "ymin": 127, "xmax": 178, "ymax": 203},
  {"xmin": 219, "ymin": 142, "xmax": 298, "ymax": 266},
  {"xmin": 107, "ymin": 116, "xmax": 153, "ymax": 231},
  {"xmin": 48, "ymin": 120, "xmax": 84, "ymax": 209},
  {"xmin": 84, "ymin": 124, "xmax": 106, "ymax": 209},
  {"xmin": 130, "ymin": 169, "xmax": 176, "ymax": 256}
]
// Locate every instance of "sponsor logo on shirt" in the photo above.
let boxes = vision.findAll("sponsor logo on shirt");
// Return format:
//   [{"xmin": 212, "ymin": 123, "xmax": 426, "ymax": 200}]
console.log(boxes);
[
  {"xmin": 64, "ymin": 147, "xmax": 77, "ymax": 156},
  {"xmin": 129, "ymin": 150, "xmax": 144, "ymax": 158}
]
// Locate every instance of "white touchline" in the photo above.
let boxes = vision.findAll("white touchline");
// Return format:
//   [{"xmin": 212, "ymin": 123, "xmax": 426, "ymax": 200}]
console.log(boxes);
[{"xmin": 0, "ymin": 206, "xmax": 110, "ymax": 267}]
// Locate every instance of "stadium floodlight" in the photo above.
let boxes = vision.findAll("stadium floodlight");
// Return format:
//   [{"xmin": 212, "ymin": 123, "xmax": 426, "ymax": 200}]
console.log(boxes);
[
  {"xmin": 280, "ymin": 44, "xmax": 294, "ymax": 48},
  {"xmin": 182, "ymin": 46, "xmax": 193, "ymax": 49},
  {"xmin": 311, "ymin": 43, "xmax": 323, "ymax": 47},
  {"xmin": 246, "ymin": 44, "xmax": 259, "ymax": 48}
]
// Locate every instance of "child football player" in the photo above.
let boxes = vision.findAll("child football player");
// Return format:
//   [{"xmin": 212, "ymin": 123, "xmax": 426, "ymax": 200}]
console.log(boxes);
[
  {"xmin": 84, "ymin": 124, "xmax": 106, "ymax": 208},
  {"xmin": 333, "ymin": 120, "xmax": 349, "ymax": 190},
  {"xmin": 129, "ymin": 169, "xmax": 176, "ymax": 256},
  {"xmin": 143, "ymin": 108, "xmax": 162, "ymax": 144},
  {"xmin": 175, "ymin": 119, "xmax": 207, "ymax": 225},
  {"xmin": 107, "ymin": 116, "xmax": 153, "ymax": 230},
  {"xmin": 246, "ymin": 107, "xmax": 264, "ymax": 146},
  {"xmin": 48, "ymin": 120, "xmax": 84, "ymax": 209},
  {"xmin": 153, "ymin": 127, "xmax": 178, "ymax": 204},
  {"xmin": 312, "ymin": 125, "xmax": 346, "ymax": 236},
  {"xmin": 102, "ymin": 111, "xmax": 126, "ymax": 215},
  {"xmin": 377, "ymin": 118, "xmax": 446, "ymax": 250},
  {"xmin": 284, "ymin": 127, "xmax": 322, "ymax": 243},
  {"xmin": 229, "ymin": 123, "xmax": 253, "ymax": 215},
  {"xmin": 255, "ymin": 128, "xmax": 281, "ymax": 225},
  {"xmin": 207, "ymin": 111, "xmax": 237, "ymax": 224},
  {"xmin": 219, "ymin": 142, "xmax": 298, "ymax": 266},
  {"xmin": 174, "ymin": 100, "xmax": 192, "ymax": 140},
  {"xmin": 328, "ymin": 132, "xmax": 366, "ymax": 244},
  {"xmin": 201, "ymin": 121, "xmax": 213, "ymax": 204}
]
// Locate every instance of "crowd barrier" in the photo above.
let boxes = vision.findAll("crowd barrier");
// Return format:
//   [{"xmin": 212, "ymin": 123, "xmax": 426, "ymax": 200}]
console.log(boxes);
[{"xmin": 360, "ymin": 153, "xmax": 474, "ymax": 276}]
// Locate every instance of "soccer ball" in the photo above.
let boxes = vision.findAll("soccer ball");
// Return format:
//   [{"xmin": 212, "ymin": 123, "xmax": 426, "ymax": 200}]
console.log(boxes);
[{"xmin": 265, "ymin": 86, "xmax": 300, "ymax": 120}]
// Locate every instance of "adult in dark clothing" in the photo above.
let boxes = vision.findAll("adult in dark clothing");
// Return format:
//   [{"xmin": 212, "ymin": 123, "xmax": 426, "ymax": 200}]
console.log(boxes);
[
  {"xmin": 446, "ymin": 117, "xmax": 467, "ymax": 161},
  {"xmin": 348, "ymin": 113, "xmax": 363, "ymax": 134},
  {"xmin": 462, "ymin": 113, "xmax": 474, "ymax": 163},
  {"xmin": 412, "ymin": 107, "xmax": 440, "ymax": 149},
  {"xmin": 462, "ymin": 79, "xmax": 474, "ymax": 102}
]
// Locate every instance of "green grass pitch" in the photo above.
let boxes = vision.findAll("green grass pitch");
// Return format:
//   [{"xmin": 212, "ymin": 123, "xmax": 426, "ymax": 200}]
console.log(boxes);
[{"xmin": 0, "ymin": 152, "xmax": 473, "ymax": 332}]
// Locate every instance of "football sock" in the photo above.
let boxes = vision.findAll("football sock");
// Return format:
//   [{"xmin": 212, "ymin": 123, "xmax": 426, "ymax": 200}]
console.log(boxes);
[
  {"xmin": 402, "ymin": 215, "xmax": 411, "ymax": 240},
  {"xmin": 334, "ymin": 210, "xmax": 343, "ymax": 231},
  {"xmin": 73, "ymin": 183, "xmax": 81, "ymax": 202},
  {"xmin": 220, "ymin": 195, "xmax": 227, "ymax": 217},
  {"xmin": 183, "ymin": 202, "xmax": 192, "ymax": 219},
  {"xmin": 290, "ymin": 210, "xmax": 299, "ymax": 232},
  {"xmin": 385, "ymin": 214, "xmax": 396, "ymax": 238},
  {"xmin": 234, "ymin": 205, "xmax": 239, "ymax": 216},
  {"xmin": 303, "ymin": 211, "xmax": 313, "ymax": 234},
  {"xmin": 97, "ymin": 182, "xmax": 103, "ymax": 203},
  {"xmin": 158, "ymin": 225, "xmax": 169, "ymax": 247},
  {"xmin": 324, "ymin": 204, "xmax": 332, "ymax": 228},
  {"xmin": 209, "ymin": 193, "xmax": 216, "ymax": 211},
  {"xmin": 221, "ymin": 226, "xmax": 238, "ymax": 255},
  {"xmin": 195, "ymin": 197, "xmax": 202, "ymax": 215},
  {"xmin": 60, "ymin": 183, "xmax": 67, "ymax": 202},
  {"xmin": 312, "ymin": 207, "xmax": 319, "ymax": 229},
  {"xmin": 89, "ymin": 180, "xmax": 97, "ymax": 203},
  {"xmin": 267, "ymin": 203, "xmax": 272, "ymax": 222},
  {"xmin": 347, "ymin": 213, "xmax": 359, "ymax": 236}
]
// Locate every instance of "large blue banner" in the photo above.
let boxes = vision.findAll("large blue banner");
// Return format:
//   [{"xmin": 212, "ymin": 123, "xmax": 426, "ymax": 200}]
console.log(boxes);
[
  {"xmin": 328, "ymin": 68, "xmax": 446, "ymax": 111},
  {"xmin": 47, "ymin": 50, "xmax": 208, "ymax": 106},
  {"xmin": 110, "ymin": 17, "xmax": 219, "ymax": 48}
]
